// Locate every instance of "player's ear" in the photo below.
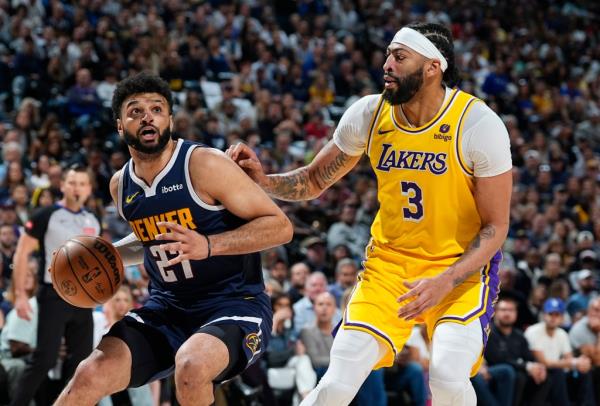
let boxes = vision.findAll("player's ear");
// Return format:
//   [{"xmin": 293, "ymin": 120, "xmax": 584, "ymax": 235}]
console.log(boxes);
[
  {"xmin": 426, "ymin": 59, "xmax": 442, "ymax": 78},
  {"xmin": 169, "ymin": 115, "xmax": 174, "ymax": 132},
  {"xmin": 117, "ymin": 118, "xmax": 124, "ymax": 136}
]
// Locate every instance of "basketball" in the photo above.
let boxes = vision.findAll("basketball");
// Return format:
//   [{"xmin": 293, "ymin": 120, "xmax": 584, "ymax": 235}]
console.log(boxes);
[{"xmin": 51, "ymin": 235, "xmax": 124, "ymax": 308}]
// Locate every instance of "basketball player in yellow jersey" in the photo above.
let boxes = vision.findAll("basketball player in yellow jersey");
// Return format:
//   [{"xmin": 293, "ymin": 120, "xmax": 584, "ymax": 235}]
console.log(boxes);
[{"xmin": 228, "ymin": 22, "xmax": 512, "ymax": 405}]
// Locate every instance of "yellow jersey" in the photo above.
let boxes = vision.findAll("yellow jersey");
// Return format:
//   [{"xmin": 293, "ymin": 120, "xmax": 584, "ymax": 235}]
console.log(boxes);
[{"xmin": 366, "ymin": 89, "xmax": 482, "ymax": 270}]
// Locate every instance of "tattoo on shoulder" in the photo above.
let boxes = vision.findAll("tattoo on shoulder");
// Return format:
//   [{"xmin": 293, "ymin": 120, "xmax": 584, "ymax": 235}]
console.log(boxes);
[{"xmin": 314, "ymin": 151, "xmax": 351, "ymax": 189}]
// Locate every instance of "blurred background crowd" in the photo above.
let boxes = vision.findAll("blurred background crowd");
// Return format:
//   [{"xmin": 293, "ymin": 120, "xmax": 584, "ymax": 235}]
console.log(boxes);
[{"xmin": 1, "ymin": 0, "xmax": 600, "ymax": 405}]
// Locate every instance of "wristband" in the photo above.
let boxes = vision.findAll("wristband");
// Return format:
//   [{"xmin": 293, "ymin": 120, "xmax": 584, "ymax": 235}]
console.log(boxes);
[{"xmin": 203, "ymin": 234, "xmax": 212, "ymax": 258}]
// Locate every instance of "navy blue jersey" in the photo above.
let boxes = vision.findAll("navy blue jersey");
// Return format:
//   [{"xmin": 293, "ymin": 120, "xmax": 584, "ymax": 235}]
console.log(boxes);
[{"xmin": 117, "ymin": 139, "xmax": 264, "ymax": 305}]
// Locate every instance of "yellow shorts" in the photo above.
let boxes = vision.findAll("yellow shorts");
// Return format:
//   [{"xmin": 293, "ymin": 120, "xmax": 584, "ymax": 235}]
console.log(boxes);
[{"xmin": 340, "ymin": 245, "xmax": 501, "ymax": 375}]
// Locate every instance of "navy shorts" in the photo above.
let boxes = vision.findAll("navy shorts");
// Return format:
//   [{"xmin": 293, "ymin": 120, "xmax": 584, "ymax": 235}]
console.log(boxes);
[{"xmin": 105, "ymin": 292, "xmax": 272, "ymax": 387}]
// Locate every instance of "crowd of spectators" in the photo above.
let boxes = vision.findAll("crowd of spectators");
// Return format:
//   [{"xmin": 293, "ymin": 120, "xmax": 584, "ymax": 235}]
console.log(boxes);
[{"xmin": 1, "ymin": 0, "xmax": 600, "ymax": 405}]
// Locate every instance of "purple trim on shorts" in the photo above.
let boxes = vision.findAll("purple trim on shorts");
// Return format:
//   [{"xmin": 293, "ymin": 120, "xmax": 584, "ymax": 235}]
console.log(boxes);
[
  {"xmin": 479, "ymin": 250, "xmax": 502, "ymax": 345},
  {"xmin": 343, "ymin": 322, "xmax": 397, "ymax": 356},
  {"xmin": 437, "ymin": 251, "xmax": 502, "ymax": 345}
]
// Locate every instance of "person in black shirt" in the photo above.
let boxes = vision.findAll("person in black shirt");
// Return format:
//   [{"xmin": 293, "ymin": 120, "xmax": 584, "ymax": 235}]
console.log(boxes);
[
  {"xmin": 10, "ymin": 165, "xmax": 101, "ymax": 406},
  {"xmin": 475, "ymin": 296, "xmax": 549, "ymax": 406}
]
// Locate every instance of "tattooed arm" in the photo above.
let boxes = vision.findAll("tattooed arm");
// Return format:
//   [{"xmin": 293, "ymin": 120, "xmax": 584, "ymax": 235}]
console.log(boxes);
[
  {"xmin": 265, "ymin": 141, "xmax": 361, "ymax": 201},
  {"xmin": 443, "ymin": 170, "xmax": 512, "ymax": 286},
  {"xmin": 227, "ymin": 140, "xmax": 362, "ymax": 201}
]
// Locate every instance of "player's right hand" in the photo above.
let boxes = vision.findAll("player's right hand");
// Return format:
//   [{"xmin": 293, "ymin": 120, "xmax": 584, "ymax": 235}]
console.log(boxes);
[
  {"xmin": 225, "ymin": 143, "xmax": 268, "ymax": 186},
  {"xmin": 15, "ymin": 295, "xmax": 32, "ymax": 321}
]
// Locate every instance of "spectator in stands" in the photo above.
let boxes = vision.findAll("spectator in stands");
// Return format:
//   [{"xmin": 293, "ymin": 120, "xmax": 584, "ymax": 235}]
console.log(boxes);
[
  {"xmin": 0, "ymin": 223, "xmax": 17, "ymax": 291},
  {"xmin": 567, "ymin": 269, "xmax": 598, "ymax": 322},
  {"xmin": 569, "ymin": 297, "xmax": 600, "ymax": 404},
  {"xmin": 66, "ymin": 68, "xmax": 101, "ymax": 126},
  {"xmin": 300, "ymin": 291, "xmax": 336, "ymax": 380},
  {"xmin": 474, "ymin": 296, "xmax": 548, "ymax": 406},
  {"xmin": 288, "ymin": 262, "xmax": 310, "ymax": 304},
  {"xmin": 300, "ymin": 236, "xmax": 332, "ymax": 277},
  {"xmin": 328, "ymin": 258, "xmax": 358, "ymax": 306},
  {"xmin": 0, "ymin": 257, "xmax": 37, "ymax": 404},
  {"xmin": 535, "ymin": 253, "xmax": 567, "ymax": 286},
  {"xmin": 525, "ymin": 298, "xmax": 595, "ymax": 405},
  {"xmin": 293, "ymin": 271, "xmax": 341, "ymax": 334},
  {"xmin": 266, "ymin": 257, "xmax": 290, "ymax": 293},
  {"xmin": 327, "ymin": 203, "xmax": 370, "ymax": 260},
  {"xmin": 266, "ymin": 292, "xmax": 316, "ymax": 404},
  {"xmin": 0, "ymin": 142, "xmax": 24, "ymax": 185},
  {"xmin": 11, "ymin": 36, "xmax": 43, "ymax": 108}
]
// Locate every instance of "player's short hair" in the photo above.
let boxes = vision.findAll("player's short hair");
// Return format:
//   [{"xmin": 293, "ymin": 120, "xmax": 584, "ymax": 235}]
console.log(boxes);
[
  {"xmin": 112, "ymin": 72, "xmax": 173, "ymax": 119},
  {"xmin": 407, "ymin": 22, "xmax": 459, "ymax": 87}
]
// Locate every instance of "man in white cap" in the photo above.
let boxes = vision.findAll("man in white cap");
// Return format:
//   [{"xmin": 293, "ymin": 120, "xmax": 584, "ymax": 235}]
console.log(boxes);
[{"xmin": 228, "ymin": 22, "xmax": 512, "ymax": 405}]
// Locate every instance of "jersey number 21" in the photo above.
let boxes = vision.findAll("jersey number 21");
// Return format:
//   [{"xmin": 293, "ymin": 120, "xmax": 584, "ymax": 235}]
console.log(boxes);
[{"xmin": 149, "ymin": 246, "xmax": 193, "ymax": 282}]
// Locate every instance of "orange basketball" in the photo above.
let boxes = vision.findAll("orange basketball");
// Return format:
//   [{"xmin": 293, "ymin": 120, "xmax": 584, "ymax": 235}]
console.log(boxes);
[{"xmin": 51, "ymin": 235, "xmax": 124, "ymax": 308}]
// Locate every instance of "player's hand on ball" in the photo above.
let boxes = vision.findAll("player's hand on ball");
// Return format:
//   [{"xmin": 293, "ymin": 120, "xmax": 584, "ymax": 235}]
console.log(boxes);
[
  {"xmin": 156, "ymin": 221, "xmax": 210, "ymax": 264},
  {"xmin": 396, "ymin": 274, "xmax": 453, "ymax": 320}
]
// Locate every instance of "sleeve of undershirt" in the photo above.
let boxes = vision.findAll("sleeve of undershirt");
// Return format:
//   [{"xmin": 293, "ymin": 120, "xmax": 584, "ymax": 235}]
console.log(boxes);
[
  {"xmin": 461, "ymin": 102, "xmax": 512, "ymax": 177},
  {"xmin": 332, "ymin": 95, "xmax": 381, "ymax": 156}
]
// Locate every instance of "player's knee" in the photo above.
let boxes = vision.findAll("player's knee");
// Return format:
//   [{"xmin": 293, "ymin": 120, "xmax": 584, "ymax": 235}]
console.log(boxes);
[
  {"xmin": 429, "ymin": 377, "xmax": 474, "ymax": 405},
  {"xmin": 70, "ymin": 357, "xmax": 108, "ymax": 393},
  {"xmin": 174, "ymin": 354, "xmax": 213, "ymax": 386},
  {"xmin": 430, "ymin": 353, "xmax": 458, "ymax": 383}
]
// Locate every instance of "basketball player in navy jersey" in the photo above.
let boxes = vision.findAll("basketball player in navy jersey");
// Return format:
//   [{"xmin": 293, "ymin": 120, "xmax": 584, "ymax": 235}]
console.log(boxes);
[{"xmin": 55, "ymin": 73, "xmax": 293, "ymax": 406}]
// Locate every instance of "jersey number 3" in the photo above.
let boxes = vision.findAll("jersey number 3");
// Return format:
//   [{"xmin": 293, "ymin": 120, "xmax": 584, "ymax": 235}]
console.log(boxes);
[
  {"xmin": 400, "ymin": 181, "xmax": 424, "ymax": 221},
  {"xmin": 149, "ymin": 245, "xmax": 193, "ymax": 282}
]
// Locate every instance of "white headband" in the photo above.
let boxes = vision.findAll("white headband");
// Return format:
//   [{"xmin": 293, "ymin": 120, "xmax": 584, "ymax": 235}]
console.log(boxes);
[{"xmin": 391, "ymin": 27, "xmax": 448, "ymax": 72}]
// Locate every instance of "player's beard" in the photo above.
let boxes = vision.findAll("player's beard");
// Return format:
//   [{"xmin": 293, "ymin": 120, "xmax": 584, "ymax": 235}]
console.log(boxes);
[
  {"xmin": 124, "ymin": 125, "xmax": 172, "ymax": 155},
  {"xmin": 382, "ymin": 66, "xmax": 424, "ymax": 106}
]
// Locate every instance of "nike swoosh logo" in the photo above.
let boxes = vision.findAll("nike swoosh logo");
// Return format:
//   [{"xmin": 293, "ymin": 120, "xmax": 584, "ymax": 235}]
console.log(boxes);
[
  {"xmin": 125, "ymin": 191, "xmax": 140, "ymax": 204},
  {"xmin": 378, "ymin": 128, "xmax": 394, "ymax": 135}
]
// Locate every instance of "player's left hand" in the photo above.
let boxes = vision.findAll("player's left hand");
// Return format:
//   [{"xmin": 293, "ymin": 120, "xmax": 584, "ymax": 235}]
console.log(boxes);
[
  {"xmin": 396, "ymin": 274, "xmax": 453, "ymax": 320},
  {"xmin": 156, "ymin": 221, "xmax": 209, "ymax": 265}
]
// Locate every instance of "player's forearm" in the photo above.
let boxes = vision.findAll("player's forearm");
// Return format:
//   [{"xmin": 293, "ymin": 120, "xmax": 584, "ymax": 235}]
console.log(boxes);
[
  {"xmin": 442, "ymin": 222, "xmax": 509, "ymax": 287},
  {"xmin": 209, "ymin": 214, "xmax": 293, "ymax": 256},
  {"xmin": 264, "ymin": 167, "xmax": 322, "ymax": 201},
  {"xmin": 114, "ymin": 232, "xmax": 145, "ymax": 267},
  {"xmin": 264, "ymin": 149, "xmax": 355, "ymax": 201}
]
